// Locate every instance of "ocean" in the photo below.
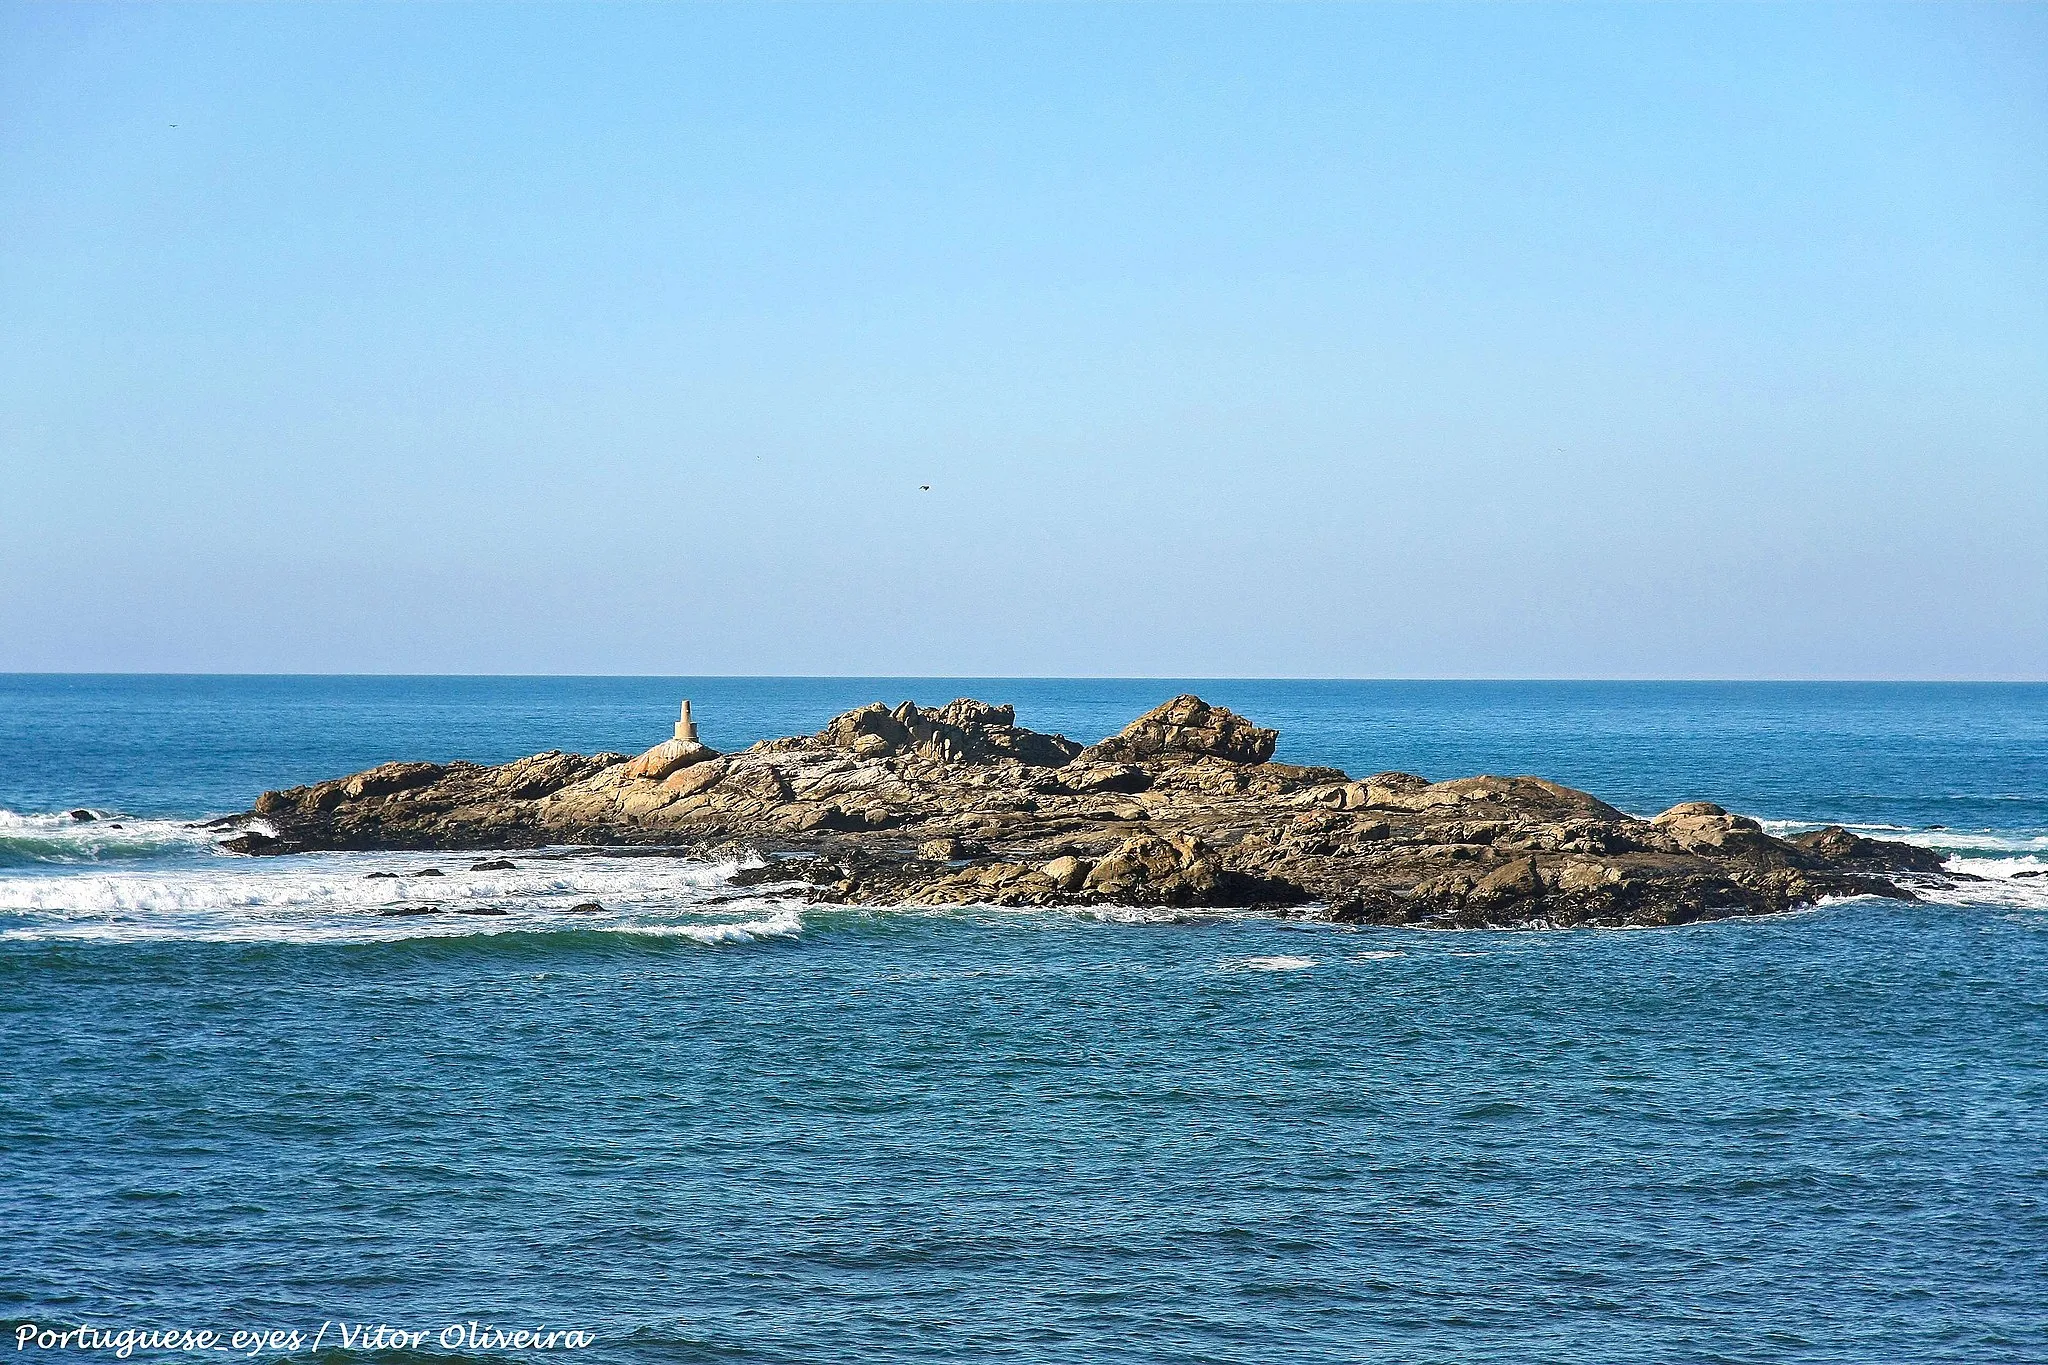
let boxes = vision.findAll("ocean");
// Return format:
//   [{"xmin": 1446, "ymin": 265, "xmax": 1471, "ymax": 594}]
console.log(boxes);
[{"xmin": 2, "ymin": 676, "xmax": 2044, "ymax": 1363}]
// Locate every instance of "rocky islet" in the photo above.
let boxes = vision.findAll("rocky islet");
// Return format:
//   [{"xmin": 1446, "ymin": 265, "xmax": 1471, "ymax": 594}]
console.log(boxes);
[{"xmin": 220, "ymin": 695, "xmax": 1947, "ymax": 929}]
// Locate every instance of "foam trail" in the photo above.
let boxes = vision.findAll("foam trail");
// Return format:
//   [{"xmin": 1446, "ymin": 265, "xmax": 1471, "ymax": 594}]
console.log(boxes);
[
  {"xmin": 1223, "ymin": 955, "xmax": 1317, "ymax": 972},
  {"xmin": 0, "ymin": 845, "xmax": 805, "ymax": 946}
]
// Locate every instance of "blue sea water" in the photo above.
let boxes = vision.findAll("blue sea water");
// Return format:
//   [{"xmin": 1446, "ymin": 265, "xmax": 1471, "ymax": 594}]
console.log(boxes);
[{"xmin": 2, "ymin": 676, "xmax": 2045, "ymax": 1364}]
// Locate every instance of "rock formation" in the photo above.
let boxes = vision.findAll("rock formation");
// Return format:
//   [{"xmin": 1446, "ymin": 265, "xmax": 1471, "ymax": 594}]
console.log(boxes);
[{"xmin": 219, "ymin": 694, "xmax": 1951, "ymax": 929}]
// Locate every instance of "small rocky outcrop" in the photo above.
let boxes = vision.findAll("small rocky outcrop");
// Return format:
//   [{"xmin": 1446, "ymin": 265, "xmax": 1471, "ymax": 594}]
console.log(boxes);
[
  {"xmin": 1790, "ymin": 825, "xmax": 1949, "ymax": 874},
  {"xmin": 1081, "ymin": 695, "xmax": 1278, "ymax": 766},
  {"xmin": 218, "ymin": 695, "xmax": 1952, "ymax": 929},
  {"xmin": 821, "ymin": 698, "xmax": 1083, "ymax": 767}
]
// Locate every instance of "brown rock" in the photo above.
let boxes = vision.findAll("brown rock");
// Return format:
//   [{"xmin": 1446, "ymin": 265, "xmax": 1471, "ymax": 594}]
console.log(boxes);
[
  {"xmin": 1081, "ymin": 695, "xmax": 1278, "ymax": 766},
  {"xmin": 623, "ymin": 739, "xmax": 719, "ymax": 782},
  {"xmin": 1040, "ymin": 855, "xmax": 1091, "ymax": 890},
  {"xmin": 660, "ymin": 758, "xmax": 728, "ymax": 797},
  {"xmin": 1650, "ymin": 802, "xmax": 1771, "ymax": 853},
  {"xmin": 1475, "ymin": 857, "xmax": 1544, "ymax": 901}
]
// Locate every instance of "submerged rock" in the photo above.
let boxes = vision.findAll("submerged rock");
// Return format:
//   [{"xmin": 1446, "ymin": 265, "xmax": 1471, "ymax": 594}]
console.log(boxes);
[{"xmin": 221, "ymin": 694, "xmax": 1948, "ymax": 930}]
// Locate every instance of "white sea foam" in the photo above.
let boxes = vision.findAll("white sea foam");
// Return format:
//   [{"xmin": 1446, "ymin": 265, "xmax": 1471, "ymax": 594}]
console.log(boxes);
[
  {"xmin": 1077, "ymin": 904, "xmax": 1246, "ymax": 925},
  {"xmin": 1758, "ymin": 818, "xmax": 2048, "ymax": 856},
  {"xmin": 0, "ymin": 845, "xmax": 800, "ymax": 946},
  {"xmin": 964, "ymin": 899, "xmax": 1269, "ymax": 927},
  {"xmin": 1917, "ymin": 860, "xmax": 2048, "ymax": 913},
  {"xmin": 1222, "ymin": 954, "xmax": 1316, "ymax": 972},
  {"xmin": 1749, "ymin": 817, "xmax": 2048, "ymax": 912},
  {"xmin": 621, "ymin": 907, "xmax": 804, "ymax": 944},
  {"xmin": 0, "ymin": 808, "xmax": 228, "ymax": 863}
]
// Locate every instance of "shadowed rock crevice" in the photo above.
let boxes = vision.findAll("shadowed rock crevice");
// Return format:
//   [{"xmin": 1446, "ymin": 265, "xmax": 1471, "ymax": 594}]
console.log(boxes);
[{"xmin": 221, "ymin": 694, "xmax": 1947, "ymax": 929}]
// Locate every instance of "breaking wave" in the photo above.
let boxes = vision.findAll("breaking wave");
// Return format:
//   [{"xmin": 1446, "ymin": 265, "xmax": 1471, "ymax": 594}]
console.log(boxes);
[
  {"xmin": 0, "ymin": 808, "xmax": 228, "ymax": 868},
  {"xmin": 1758, "ymin": 818, "xmax": 2048, "ymax": 912},
  {"xmin": 0, "ymin": 837, "xmax": 808, "ymax": 946}
]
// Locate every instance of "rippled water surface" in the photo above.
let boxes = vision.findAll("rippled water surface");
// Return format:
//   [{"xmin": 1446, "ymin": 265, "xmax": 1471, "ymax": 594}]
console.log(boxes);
[{"xmin": 3, "ymin": 677, "xmax": 2045, "ymax": 1363}]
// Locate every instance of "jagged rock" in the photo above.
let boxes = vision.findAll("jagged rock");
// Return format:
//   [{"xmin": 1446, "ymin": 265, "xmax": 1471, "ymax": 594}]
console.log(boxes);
[
  {"xmin": 217, "ymin": 693, "xmax": 1947, "ymax": 929},
  {"xmin": 494, "ymin": 751, "xmax": 619, "ymax": 800},
  {"xmin": 1056, "ymin": 763, "xmax": 1150, "ymax": 795},
  {"xmin": 1082, "ymin": 695, "xmax": 1277, "ymax": 765},
  {"xmin": 67, "ymin": 809, "xmax": 96, "ymax": 822},
  {"xmin": 343, "ymin": 762, "xmax": 445, "ymax": 801},
  {"xmin": 824, "ymin": 698, "xmax": 1082, "ymax": 767},
  {"xmin": 470, "ymin": 859, "xmax": 516, "ymax": 871}
]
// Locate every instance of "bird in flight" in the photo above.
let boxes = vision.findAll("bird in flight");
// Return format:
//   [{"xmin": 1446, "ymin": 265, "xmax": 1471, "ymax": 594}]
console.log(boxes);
[{"xmin": 919, "ymin": 485, "xmax": 930, "ymax": 492}]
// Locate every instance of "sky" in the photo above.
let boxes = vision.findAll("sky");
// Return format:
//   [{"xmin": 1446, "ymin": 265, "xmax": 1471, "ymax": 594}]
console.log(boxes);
[{"xmin": 1, "ymin": 2, "xmax": 2043, "ymax": 679}]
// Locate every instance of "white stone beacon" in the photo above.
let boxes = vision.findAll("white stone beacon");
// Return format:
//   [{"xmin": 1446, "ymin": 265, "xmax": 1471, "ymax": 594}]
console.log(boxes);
[{"xmin": 675, "ymin": 700, "xmax": 699, "ymax": 744}]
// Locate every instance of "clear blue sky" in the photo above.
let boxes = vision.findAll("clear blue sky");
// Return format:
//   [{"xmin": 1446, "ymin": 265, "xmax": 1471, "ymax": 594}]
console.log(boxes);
[{"xmin": 2, "ymin": 2, "xmax": 2043, "ymax": 678}]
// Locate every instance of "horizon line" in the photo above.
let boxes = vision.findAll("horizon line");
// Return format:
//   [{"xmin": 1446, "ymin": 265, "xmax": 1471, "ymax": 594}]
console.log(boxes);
[{"xmin": 2, "ymin": 671, "xmax": 2044, "ymax": 686}]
